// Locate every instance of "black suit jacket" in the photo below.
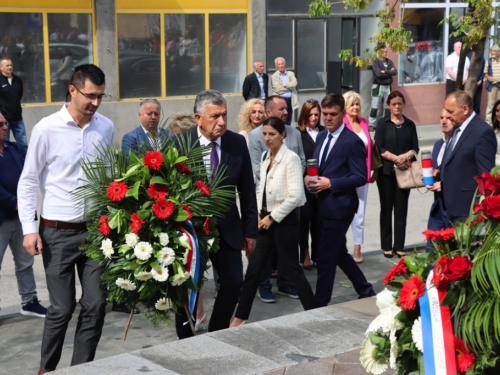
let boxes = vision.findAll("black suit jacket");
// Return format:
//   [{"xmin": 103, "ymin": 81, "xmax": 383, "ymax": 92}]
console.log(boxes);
[
  {"xmin": 242, "ymin": 72, "xmax": 268, "ymax": 101},
  {"xmin": 181, "ymin": 127, "xmax": 258, "ymax": 249},
  {"xmin": 440, "ymin": 114, "xmax": 497, "ymax": 218},
  {"xmin": 299, "ymin": 125, "xmax": 326, "ymax": 162}
]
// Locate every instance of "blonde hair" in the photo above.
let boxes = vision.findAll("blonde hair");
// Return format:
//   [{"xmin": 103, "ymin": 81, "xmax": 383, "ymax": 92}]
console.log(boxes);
[
  {"xmin": 237, "ymin": 99, "xmax": 266, "ymax": 133},
  {"xmin": 343, "ymin": 91, "xmax": 363, "ymax": 113},
  {"xmin": 168, "ymin": 112, "xmax": 197, "ymax": 134}
]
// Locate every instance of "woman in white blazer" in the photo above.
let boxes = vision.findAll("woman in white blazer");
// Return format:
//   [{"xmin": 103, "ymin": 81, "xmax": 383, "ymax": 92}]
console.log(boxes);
[{"xmin": 230, "ymin": 117, "xmax": 317, "ymax": 327}]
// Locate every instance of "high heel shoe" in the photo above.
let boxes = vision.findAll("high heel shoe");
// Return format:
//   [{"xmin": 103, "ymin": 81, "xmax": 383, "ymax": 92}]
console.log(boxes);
[{"xmin": 195, "ymin": 313, "xmax": 208, "ymax": 332}]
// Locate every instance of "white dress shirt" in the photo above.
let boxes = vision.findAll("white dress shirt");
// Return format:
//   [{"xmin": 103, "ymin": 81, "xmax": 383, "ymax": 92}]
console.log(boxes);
[
  {"xmin": 197, "ymin": 127, "xmax": 221, "ymax": 175},
  {"xmin": 306, "ymin": 126, "xmax": 320, "ymax": 143},
  {"xmin": 18, "ymin": 104, "xmax": 115, "ymax": 234},
  {"xmin": 318, "ymin": 124, "xmax": 345, "ymax": 166}
]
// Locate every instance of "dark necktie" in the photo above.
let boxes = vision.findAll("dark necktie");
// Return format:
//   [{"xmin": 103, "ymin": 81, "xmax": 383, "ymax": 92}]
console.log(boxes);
[
  {"xmin": 441, "ymin": 128, "xmax": 461, "ymax": 180},
  {"xmin": 320, "ymin": 134, "xmax": 333, "ymax": 167},
  {"xmin": 210, "ymin": 141, "xmax": 219, "ymax": 179}
]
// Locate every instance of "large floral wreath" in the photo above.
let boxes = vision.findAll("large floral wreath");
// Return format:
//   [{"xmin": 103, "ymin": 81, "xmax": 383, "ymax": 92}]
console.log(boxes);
[
  {"xmin": 361, "ymin": 167, "xmax": 500, "ymax": 375},
  {"xmin": 74, "ymin": 134, "xmax": 234, "ymax": 330}
]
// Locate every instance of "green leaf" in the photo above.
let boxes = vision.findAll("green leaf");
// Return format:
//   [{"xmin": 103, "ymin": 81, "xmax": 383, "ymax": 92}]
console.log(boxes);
[
  {"xmin": 150, "ymin": 176, "xmax": 169, "ymax": 185},
  {"xmin": 125, "ymin": 180, "xmax": 141, "ymax": 200},
  {"xmin": 172, "ymin": 209, "xmax": 189, "ymax": 222},
  {"xmin": 108, "ymin": 210, "xmax": 122, "ymax": 229},
  {"xmin": 174, "ymin": 156, "xmax": 187, "ymax": 164},
  {"xmin": 441, "ymin": 287, "xmax": 459, "ymax": 306}
]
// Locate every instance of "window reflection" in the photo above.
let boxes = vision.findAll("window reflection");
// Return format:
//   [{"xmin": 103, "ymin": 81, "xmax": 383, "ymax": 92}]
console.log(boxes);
[
  {"xmin": 0, "ymin": 13, "xmax": 45, "ymax": 103},
  {"xmin": 164, "ymin": 14, "xmax": 205, "ymax": 96},
  {"xmin": 48, "ymin": 13, "xmax": 93, "ymax": 102},
  {"xmin": 209, "ymin": 14, "xmax": 247, "ymax": 94}
]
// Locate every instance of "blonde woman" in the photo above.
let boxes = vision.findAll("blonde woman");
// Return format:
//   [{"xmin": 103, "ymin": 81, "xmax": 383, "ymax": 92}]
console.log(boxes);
[{"xmin": 237, "ymin": 98, "xmax": 266, "ymax": 143}]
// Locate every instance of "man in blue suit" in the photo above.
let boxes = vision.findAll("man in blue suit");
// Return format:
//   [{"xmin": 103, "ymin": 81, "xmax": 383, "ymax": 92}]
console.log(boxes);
[
  {"xmin": 174, "ymin": 90, "xmax": 258, "ymax": 338},
  {"xmin": 0, "ymin": 110, "xmax": 47, "ymax": 317},
  {"xmin": 439, "ymin": 91, "xmax": 497, "ymax": 224},
  {"xmin": 122, "ymin": 99, "xmax": 168, "ymax": 156},
  {"xmin": 307, "ymin": 94, "xmax": 375, "ymax": 307}
]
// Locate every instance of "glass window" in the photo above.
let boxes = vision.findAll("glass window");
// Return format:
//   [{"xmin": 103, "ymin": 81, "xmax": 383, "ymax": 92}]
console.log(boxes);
[
  {"xmin": 209, "ymin": 14, "xmax": 247, "ymax": 94},
  {"xmin": 267, "ymin": 0, "xmax": 311, "ymax": 15},
  {"xmin": 117, "ymin": 14, "xmax": 161, "ymax": 99},
  {"xmin": 297, "ymin": 20, "xmax": 326, "ymax": 89},
  {"xmin": 266, "ymin": 19, "xmax": 293, "ymax": 70},
  {"xmin": 48, "ymin": 13, "xmax": 93, "ymax": 102},
  {"xmin": 164, "ymin": 14, "xmax": 205, "ymax": 96},
  {"xmin": 0, "ymin": 13, "xmax": 45, "ymax": 103},
  {"xmin": 399, "ymin": 8, "xmax": 445, "ymax": 84}
]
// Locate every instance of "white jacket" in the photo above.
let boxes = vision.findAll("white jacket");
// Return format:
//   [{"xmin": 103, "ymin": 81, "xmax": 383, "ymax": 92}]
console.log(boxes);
[
  {"xmin": 256, "ymin": 144, "xmax": 306, "ymax": 223},
  {"xmin": 271, "ymin": 70, "xmax": 299, "ymax": 110}
]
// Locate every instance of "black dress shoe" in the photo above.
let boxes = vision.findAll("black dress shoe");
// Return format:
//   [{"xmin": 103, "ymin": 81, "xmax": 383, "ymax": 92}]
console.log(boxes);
[
  {"xmin": 112, "ymin": 301, "xmax": 140, "ymax": 314},
  {"xmin": 301, "ymin": 263, "xmax": 313, "ymax": 271}
]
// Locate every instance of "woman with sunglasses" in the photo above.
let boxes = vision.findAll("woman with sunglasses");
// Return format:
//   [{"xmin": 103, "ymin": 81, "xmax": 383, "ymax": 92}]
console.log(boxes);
[
  {"xmin": 296, "ymin": 99, "xmax": 324, "ymax": 270},
  {"xmin": 342, "ymin": 91, "xmax": 378, "ymax": 264}
]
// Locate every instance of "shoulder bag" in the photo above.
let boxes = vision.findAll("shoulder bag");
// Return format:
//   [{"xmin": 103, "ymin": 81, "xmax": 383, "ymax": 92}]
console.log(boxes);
[{"xmin": 394, "ymin": 161, "xmax": 425, "ymax": 190}]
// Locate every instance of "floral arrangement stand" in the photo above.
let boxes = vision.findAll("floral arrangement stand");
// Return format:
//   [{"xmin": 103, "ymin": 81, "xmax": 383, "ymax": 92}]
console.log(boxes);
[
  {"xmin": 73, "ymin": 134, "xmax": 234, "ymax": 339},
  {"xmin": 361, "ymin": 168, "xmax": 500, "ymax": 375}
]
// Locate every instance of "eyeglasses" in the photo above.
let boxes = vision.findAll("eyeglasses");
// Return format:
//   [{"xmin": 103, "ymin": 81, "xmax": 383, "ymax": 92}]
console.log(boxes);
[
  {"xmin": 0, "ymin": 121, "xmax": 8, "ymax": 127},
  {"xmin": 306, "ymin": 99, "xmax": 319, "ymax": 104},
  {"xmin": 73, "ymin": 86, "xmax": 107, "ymax": 101}
]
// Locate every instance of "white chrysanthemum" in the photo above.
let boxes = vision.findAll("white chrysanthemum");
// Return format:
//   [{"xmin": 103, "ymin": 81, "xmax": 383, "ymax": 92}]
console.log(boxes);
[
  {"xmin": 179, "ymin": 233, "xmax": 191, "ymax": 249},
  {"xmin": 100, "ymin": 238, "xmax": 114, "ymax": 259},
  {"xmin": 360, "ymin": 338, "xmax": 389, "ymax": 375},
  {"xmin": 411, "ymin": 317, "xmax": 424, "ymax": 353},
  {"xmin": 151, "ymin": 266, "xmax": 169, "ymax": 282},
  {"xmin": 389, "ymin": 329, "xmax": 398, "ymax": 369},
  {"xmin": 171, "ymin": 272, "xmax": 191, "ymax": 286},
  {"xmin": 182, "ymin": 248, "xmax": 190, "ymax": 265},
  {"xmin": 125, "ymin": 233, "xmax": 139, "ymax": 247},
  {"xmin": 376, "ymin": 288, "xmax": 398, "ymax": 311},
  {"xmin": 135, "ymin": 271, "xmax": 153, "ymax": 281},
  {"xmin": 158, "ymin": 232, "xmax": 170, "ymax": 246},
  {"xmin": 134, "ymin": 241, "xmax": 153, "ymax": 261},
  {"xmin": 155, "ymin": 297, "xmax": 173, "ymax": 311},
  {"xmin": 366, "ymin": 304, "xmax": 404, "ymax": 334},
  {"xmin": 115, "ymin": 278, "xmax": 136, "ymax": 291},
  {"xmin": 207, "ymin": 238, "xmax": 214, "ymax": 249},
  {"xmin": 158, "ymin": 247, "xmax": 176, "ymax": 267}
]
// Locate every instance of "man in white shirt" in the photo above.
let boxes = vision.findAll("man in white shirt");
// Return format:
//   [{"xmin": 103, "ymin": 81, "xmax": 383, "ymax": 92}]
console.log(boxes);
[
  {"xmin": 271, "ymin": 57, "xmax": 299, "ymax": 125},
  {"xmin": 445, "ymin": 41, "xmax": 470, "ymax": 97},
  {"xmin": 17, "ymin": 64, "xmax": 114, "ymax": 374}
]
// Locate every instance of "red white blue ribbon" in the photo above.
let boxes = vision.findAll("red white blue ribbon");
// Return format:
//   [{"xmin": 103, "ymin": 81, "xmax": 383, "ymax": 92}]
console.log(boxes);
[
  {"xmin": 177, "ymin": 221, "xmax": 200, "ymax": 321},
  {"xmin": 422, "ymin": 158, "xmax": 434, "ymax": 185},
  {"xmin": 418, "ymin": 270, "xmax": 456, "ymax": 375}
]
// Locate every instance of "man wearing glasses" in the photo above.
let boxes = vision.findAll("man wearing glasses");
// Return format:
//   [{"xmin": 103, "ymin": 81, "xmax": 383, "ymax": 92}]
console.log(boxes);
[{"xmin": 17, "ymin": 64, "xmax": 114, "ymax": 374}]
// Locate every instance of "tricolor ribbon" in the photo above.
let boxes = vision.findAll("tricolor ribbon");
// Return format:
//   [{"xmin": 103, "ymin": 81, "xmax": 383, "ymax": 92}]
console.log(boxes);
[
  {"xmin": 176, "ymin": 221, "xmax": 200, "ymax": 322},
  {"xmin": 419, "ymin": 270, "xmax": 456, "ymax": 375}
]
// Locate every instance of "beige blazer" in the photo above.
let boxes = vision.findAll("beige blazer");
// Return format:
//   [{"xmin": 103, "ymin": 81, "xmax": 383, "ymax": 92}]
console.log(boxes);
[
  {"xmin": 256, "ymin": 144, "xmax": 306, "ymax": 223},
  {"xmin": 271, "ymin": 70, "xmax": 299, "ymax": 110}
]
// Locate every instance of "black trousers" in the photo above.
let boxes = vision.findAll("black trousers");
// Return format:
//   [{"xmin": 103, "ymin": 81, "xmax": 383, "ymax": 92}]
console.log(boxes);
[
  {"xmin": 39, "ymin": 225, "xmax": 107, "ymax": 372},
  {"xmin": 175, "ymin": 236, "xmax": 243, "ymax": 339},
  {"xmin": 283, "ymin": 97, "xmax": 293, "ymax": 125},
  {"xmin": 299, "ymin": 194, "xmax": 321, "ymax": 263},
  {"xmin": 235, "ymin": 212, "xmax": 317, "ymax": 320},
  {"xmin": 376, "ymin": 172, "xmax": 411, "ymax": 252},
  {"xmin": 446, "ymin": 79, "xmax": 456, "ymax": 97}
]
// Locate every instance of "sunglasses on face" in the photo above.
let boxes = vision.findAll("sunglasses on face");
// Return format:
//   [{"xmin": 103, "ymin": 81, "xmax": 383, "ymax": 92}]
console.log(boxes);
[{"xmin": 306, "ymin": 99, "xmax": 319, "ymax": 104}]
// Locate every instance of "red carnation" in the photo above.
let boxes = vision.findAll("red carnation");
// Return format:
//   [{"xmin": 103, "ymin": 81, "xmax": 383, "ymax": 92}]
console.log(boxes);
[
  {"xmin": 445, "ymin": 255, "xmax": 473, "ymax": 282},
  {"xmin": 440, "ymin": 228, "xmax": 455, "ymax": 241},
  {"xmin": 431, "ymin": 255, "xmax": 449, "ymax": 286},
  {"xmin": 175, "ymin": 162, "xmax": 191, "ymax": 175},
  {"xmin": 454, "ymin": 335, "xmax": 475, "ymax": 373},
  {"xmin": 481, "ymin": 195, "xmax": 500, "ymax": 221},
  {"xmin": 181, "ymin": 204, "xmax": 193, "ymax": 221},
  {"xmin": 99, "ymin": 215, "xmax": 109, "ymax": 224},
  {"xmin": 99, "ymin": 223, "xmax": 111, "ymax": 236},
  {"xmin": 398, "ymin": 274, "xmax": 425, "ymax": 310},
  {"xmin": 196, "ymin": 180, "xmax": 210, "ymax": 196},
  {"xmin": 148, "ymin": 183, "xmax": 169, "ymax": 199},
  {"xmin": 422, "ymin": 229, "xmax": 438, "ymax": 241},
  {"xmin": 474, "ymin": 172, "xmax": 500, "ymax": 196},
  {"xmin": 107, "ymin": 181, "xmax": 128, "ymax": 202},
  {"xmin": 152, "ymin": 198, "xmax": 175, "ymax": 219},
  {"xmin": 203, "ymin": 217, "xmax": 210, "ymax": 235},
  {"xmin": 130, "ymin": 212, "xmax": 145, "ymax": 234},
  {"xmin": 144, "ymin": 151, "xmax": 164, "ymax": 170},
  {"xmin": 382, "ymin": 258, "xmax": 408, "ymax": 285}
]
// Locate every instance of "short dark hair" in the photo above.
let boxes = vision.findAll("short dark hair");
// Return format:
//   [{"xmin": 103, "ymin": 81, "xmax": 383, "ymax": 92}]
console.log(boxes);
[
  {"xmin": 265, "ymin": 95, "xmax": 284, "ymax": 113},
  {"xmin": 321, "ymin": 93, "xmax": 345, "ymax": 111},
  {"xmin": 492, "ymin": 99, "xmax": 500, "ymax": 132},
  {"xmin": 263, "ymin": 116, "xmax": 286, "ymax": 138},
  {"xmin": 70, "ymin": 64, "xmax": 105, "ymax": 88},
  {"xmin": 446, "ymin": 90, "xmax": 473, "ymax": 109},
  {"xmin": 386, "ymin": 90, "xmax": 406, "ymax": 106}
]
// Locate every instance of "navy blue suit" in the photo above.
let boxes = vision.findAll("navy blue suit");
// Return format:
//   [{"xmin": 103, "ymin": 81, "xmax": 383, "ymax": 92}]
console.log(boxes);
[
  {"xmin": 174, "ymin": 127, "xmax": 258, "ymax": 337},
  {"xmin": 313, "ymin": 127, "xmax": 375, "ymax": 307},
  {"xmin": 440, "ymin": 114, "xmax": 497, "ymax": 223},
  {"xmin": 121, "ymin": 126, "xmax": 169, "ymax": 156},
  {"xmin": 0, "ymin": 141, "xmax": 26, "ymax": 225}
]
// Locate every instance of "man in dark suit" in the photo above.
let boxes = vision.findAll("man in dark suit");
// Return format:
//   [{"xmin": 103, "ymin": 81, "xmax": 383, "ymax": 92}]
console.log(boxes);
[
  {"xmin": 175, "ymin": 89, "xmax": 258, "ymax": 338},
  {"xmin": 242, "ymin": 60, "xmax": 268, "ymax": 101},
  {"xmin": 438, "ymin": 90, "xmax": 497, "ymax": 223},
  {"xmin": 307, "ymin": 93, "xmax": 375, "ymax": 307},
  {"xmin": 122, "ymin": 99, "xmax": 168, "ymax": 156}
]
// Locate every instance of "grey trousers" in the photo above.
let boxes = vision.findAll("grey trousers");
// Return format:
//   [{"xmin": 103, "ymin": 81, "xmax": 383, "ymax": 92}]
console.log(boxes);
[
  {"xmin": 0, "ymin": 218, "xmax": 37, "ymax": 309},
  {"xmin": 39, "ymin": 224, "xmax": 107, "ymax": 372}
]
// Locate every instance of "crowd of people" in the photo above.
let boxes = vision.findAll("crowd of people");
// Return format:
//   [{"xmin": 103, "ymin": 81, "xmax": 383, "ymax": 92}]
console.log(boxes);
[{"xmin": 0, "ymin": 42, "xmax": 500, "ymax": 373}]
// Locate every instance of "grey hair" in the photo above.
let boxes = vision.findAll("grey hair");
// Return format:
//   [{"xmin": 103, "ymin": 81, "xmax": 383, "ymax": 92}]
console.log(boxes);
[
  {"xmin": 274, "ymin": 57, "xmax": 285, "ymax": 65},
  {"xmin": 253, "ymin": 59, "xmax": 263, "ymax": 67},
  {"xmin": 168, "ymin": 112, "xmax": 197, "ymax": 132},
  {"xmin": 491, "ymin": 45, "xmax": 500, "ymax": 52},
  {"xmin": 193, "ymin": 90, "xmax": 226, "ymax": 115},
  {"xmin": 139, "ymin": 98, "xmax": 161, "ymax": 111}
]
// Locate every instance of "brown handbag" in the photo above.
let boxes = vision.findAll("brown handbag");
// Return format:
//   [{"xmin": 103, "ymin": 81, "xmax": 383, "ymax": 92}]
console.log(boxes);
[
  {"xmin": 394, "ymin": 162, "xmax": 425, "ymax": 189},
  {"xmin": 371, "ymin": 140, "xmax": 383, "ymax": 170}
]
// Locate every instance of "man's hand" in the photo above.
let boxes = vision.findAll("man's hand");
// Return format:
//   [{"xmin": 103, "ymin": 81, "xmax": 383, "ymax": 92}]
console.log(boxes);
[
  {"xmin": 23, "ymin": 233, "xmax": 43, "ymax": 256},
  {"xmin": 433, "ymin": 168, "xmax": 440, "ymax": 178},
  {"xmin": 307, "ymin": 176, "xmax": 331, "ymax": 194},
  {"xmin": 426, "ymin": 181, "xmax": 441, "ymax": 192},
  {"xmin": 243, "ymin": 238, "xmax": 256, "ymax": 258}
]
